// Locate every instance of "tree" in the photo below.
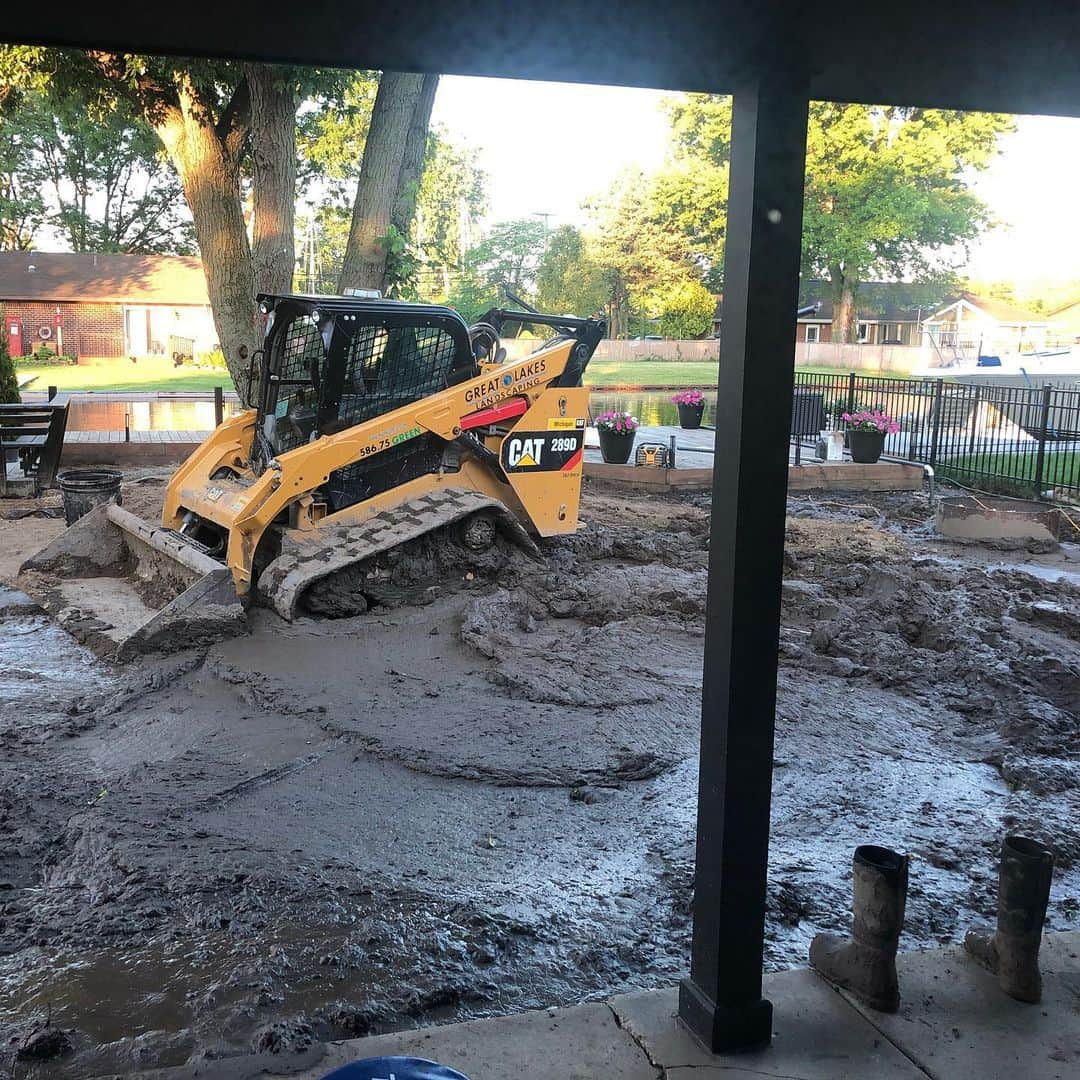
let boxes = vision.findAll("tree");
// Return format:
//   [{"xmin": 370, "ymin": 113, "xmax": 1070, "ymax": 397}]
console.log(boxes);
[
  {"xmin": 536, "ymin": 225, "xmax": 607, "ymax": 317},
  {"xmin": 651, "ymin": 94, "xmax": 731, "ymax": 291},
  {"xmin": 802, "ymin": 103, "xmax": 1013, "ymax": 341},
  {"xmin": 584, "ymin": 170, "xmax": 696, "ymax": 337},
  {"xmin": 0, "ymin": 102, "xmax": 48, "ymax": 250},
  {"xmin": 413, "ymin": 127, "xmax": 487, "ymax": 299},
  {"xmin": 297, "ymin": 111, "xmax": 486, "ymax": 300},
  {"xmin": 446, "ymin": 218, "xmax": 549, "ymax": 331},
  {"xmin": 246, "ymin": 64, "xmax": 298, "ymax": 295},
  {"xmin": 338, "ymin": 72, "xmax": 440, "ymax": 295},
  {"xmin": 658, "ymin": 94, "xmax": 1013, "ymax": 341},
  {"xmin": 6, "ymin": 92, "xmax": 195, "ymax": 254},
  {"xmin": 657, "ymin": 279, "xmax": 715, "ymax": 338},
  {"xmin": 0, "ymin": 331, "xmax": 19, "ymax": 404},
  {"xmin": 1, "ymin": 48, "xmax": 273, "ymax": 393}
]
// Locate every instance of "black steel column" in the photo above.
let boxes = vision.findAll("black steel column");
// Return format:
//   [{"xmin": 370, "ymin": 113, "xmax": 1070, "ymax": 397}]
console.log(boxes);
[{"xmin": 678, "ymin": 75, "xmax": 809, "ymax": 1053}]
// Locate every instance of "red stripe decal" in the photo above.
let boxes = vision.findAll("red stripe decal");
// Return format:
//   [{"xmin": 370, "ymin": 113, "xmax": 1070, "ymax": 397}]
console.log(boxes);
[{"xmin": 561, "ymin": 447, "xmax": 583, "ymax": 471}]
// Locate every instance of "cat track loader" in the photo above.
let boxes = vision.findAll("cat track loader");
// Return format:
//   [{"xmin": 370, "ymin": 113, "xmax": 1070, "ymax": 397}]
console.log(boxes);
[{"xmin": 20, "ymin": 295, "xmax": 605, "ymax": 658}]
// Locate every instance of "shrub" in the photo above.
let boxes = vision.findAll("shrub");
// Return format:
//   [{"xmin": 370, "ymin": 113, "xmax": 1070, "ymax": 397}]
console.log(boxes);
[
  {"xmin": 198, "ymin": 348, "xmax": 229, "ymax": 371},
  {"xmin": 15, "ymin": 347, "xmax": 77, "ymax": 367},
  {"xmin": 0, "ymin": 332, "xmax": 20, "ymax": 403}
]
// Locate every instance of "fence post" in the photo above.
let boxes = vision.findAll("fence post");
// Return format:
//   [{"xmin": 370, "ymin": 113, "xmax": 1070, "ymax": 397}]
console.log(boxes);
[
  {"xmin": 1033, "ymin": 382, "xmax": 1052, "ymax": 495},
  {"xmin": 928, "ymin": 377, "xmax": 944, "ymax": 469},
  {"xmin": 214, "ymin": 385, "xmax": 224, "ymax": 428},
  {"xmin": 845, "ymin": 371, "xmax": 857, "ymax": 417},
  {"xmin": 966, "ymin": 384, "xmax": 980, "ymax": 456}
]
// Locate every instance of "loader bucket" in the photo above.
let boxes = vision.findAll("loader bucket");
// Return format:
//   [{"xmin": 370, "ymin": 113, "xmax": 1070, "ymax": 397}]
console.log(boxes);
[{"xmin": 18, "ymin": 503, "xmax": 246, "ymax": 661}]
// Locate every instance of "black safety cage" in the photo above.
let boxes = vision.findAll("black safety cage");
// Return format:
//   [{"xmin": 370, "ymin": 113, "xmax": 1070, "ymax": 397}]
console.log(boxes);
[{"xmin": 254, "ymin": 295, "xmax": 477, "ymax": 461}]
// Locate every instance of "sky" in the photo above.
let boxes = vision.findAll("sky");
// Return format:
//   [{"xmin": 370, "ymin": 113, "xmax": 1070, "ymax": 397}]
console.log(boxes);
[
  {"xmin": 430, "ymin": 76, "xmax": 671, "ymax": 228},
  {"xmin": 431, "ymin": 75, "xmax": 1080, "ymax": 287}
]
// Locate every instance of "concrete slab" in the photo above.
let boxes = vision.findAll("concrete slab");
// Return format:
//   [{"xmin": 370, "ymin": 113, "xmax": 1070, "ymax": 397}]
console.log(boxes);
[
  {"xmin": 840, "ymin": 944, "xmax": 1080, "ymax": 1080},
  {"xmin": 610, "ymin": 972, "xmax": 924, "ymax": 1079},
  {"xmin": 289, "ymin": 1002, "xmax": 657, "ymax": 1080}
]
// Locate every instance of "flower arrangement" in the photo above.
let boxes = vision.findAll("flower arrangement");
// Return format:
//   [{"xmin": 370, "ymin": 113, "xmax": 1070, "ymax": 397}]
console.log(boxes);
[
  {"xmin": 671, "ymin": 389, "xmax": 705, "ymax": 407},
  {"xmin": 594, "ymin": 411, "xmax": 639, "ymax": 434},
  {"xmin": 842, "ymin": 408, "xmax": 900, "ymax": 435}
]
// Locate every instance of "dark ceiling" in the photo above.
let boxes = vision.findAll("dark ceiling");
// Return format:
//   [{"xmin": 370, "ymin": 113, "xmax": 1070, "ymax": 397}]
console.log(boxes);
[{"xmin": 7, "ymin": 0, "xmax": 1080, "ymax": 117}]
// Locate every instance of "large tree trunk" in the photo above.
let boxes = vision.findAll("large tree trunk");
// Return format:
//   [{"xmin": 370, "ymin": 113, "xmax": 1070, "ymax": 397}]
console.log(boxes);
[
  {"xmin": 155, "ymin": 87, "xmax": 258, "ymax": 402},
  {"xmin": 830, "ymin": 267, "xmax": 857, "ymax": 343},
  {"xmin": 388, "ymin": 74, "xmax": 439, "ymax": 294},
  {"xmin": 338, "ymin": 72, "xmax": 428, "ymax": 294},
  {"xmin": 246, "ymin": 64, "xmax": 298, "ymax": 296}
]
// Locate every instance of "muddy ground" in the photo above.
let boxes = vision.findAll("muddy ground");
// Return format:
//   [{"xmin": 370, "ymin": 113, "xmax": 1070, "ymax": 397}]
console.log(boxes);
[{"xmin": 0, "ymin": 475, "xmax": 1078, "ymax": 1078}]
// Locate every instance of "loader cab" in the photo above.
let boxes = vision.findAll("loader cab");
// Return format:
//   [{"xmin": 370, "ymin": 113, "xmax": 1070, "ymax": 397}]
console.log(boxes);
[{"xmin": 255, "ymin": 294, "xmax": 477, "ymax": 461}]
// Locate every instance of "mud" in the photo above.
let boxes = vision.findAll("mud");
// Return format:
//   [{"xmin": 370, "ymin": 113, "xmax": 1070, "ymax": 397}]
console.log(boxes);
[{"xmin": 0, "ymin": 476, "xmax": 1078, "ymax": 1077}]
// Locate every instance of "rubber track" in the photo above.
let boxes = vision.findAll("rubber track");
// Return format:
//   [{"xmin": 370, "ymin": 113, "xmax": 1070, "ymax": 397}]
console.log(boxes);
[{"xmin": 258, "ymin": 487, "xmax": 536, "ymax": 621}]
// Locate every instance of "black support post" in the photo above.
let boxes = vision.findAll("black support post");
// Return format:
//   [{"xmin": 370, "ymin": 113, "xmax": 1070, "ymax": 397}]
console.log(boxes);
[{"xmin": 678, "ymin": 76, "xmax": 809, "ymax": 1054}]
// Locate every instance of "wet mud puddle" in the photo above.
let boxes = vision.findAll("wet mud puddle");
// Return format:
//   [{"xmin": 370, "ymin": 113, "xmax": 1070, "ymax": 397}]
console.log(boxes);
[{"xmin": 1, "ymin": 488, "xmax": 1079, "ymax": 1077}]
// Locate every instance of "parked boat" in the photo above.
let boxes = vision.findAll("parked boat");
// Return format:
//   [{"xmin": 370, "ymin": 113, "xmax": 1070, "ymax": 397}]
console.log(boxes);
[{"xmin": 916, "ymin": 348, "xmax": 1080, "ymax": 389}]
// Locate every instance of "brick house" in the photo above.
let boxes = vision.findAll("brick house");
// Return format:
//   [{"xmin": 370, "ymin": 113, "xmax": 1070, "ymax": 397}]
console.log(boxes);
[
  {"xmin": 0, "ymin": 252, "xmax": 216, "ymax": 360},
  {"xmin": 712, "ymin": 280, "xmax": 947, "ymax": 345}
]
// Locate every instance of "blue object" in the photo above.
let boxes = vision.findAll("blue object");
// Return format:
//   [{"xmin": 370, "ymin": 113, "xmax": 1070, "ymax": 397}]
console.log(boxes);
[
  {"xmin": 322, "ymin": 1057, "xmax": 471, "ymax": 1080},
  {"xmin": 977, "ymin": 355, "xmax": 1002, "ymax": 367}
]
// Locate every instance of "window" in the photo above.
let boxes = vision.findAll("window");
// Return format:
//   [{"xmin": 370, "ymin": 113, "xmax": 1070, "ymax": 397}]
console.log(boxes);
[
  {"xmin": 858, "ymin": 322, "xmax": 869, "ymax": 343},
  {"xmin": 805, "ymin": 324, "xmax": 820, "ymax": 343}
]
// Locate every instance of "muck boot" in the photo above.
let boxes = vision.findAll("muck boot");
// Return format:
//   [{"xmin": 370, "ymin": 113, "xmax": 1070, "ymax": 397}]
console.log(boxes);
[
  {"xmin": 809, "ymin": 845, "xmax": 909, "ymax": 1012},
  {"xmin": 964, "ymin": 835, "xmax": 1054, "ymax": 1003}
]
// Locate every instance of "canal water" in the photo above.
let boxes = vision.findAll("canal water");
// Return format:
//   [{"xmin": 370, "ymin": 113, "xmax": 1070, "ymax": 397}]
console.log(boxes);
[
  {"xmin": 587, "ymin": 391, "xmax": 712, "ymax": 427},
  {"xmin": 61, "ymin": 393, "xmax": 707, "ymax": 432},
  {"xmin": 64, "ymin": 399, "xmax": 242, "ymax": 432}
]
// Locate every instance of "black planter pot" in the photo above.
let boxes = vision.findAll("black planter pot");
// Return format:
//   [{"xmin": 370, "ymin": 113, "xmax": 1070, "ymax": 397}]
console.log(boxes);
[
  {"xmin": 677, "ymin": 401, "xmax": 705, "ymax": 429},
  {"xmin": 848, "ymin": 428, "xmax": 885, "ymax": 464},
  {"xmin": 599, "ymin": 428, "xmax": 636, "ymax": 464}
]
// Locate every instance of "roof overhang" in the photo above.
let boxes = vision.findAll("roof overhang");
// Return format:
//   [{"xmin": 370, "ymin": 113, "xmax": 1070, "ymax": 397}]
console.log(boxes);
[{"xmin": 5, "ymin": 1, "xmax": 1080, "ymax": 118}]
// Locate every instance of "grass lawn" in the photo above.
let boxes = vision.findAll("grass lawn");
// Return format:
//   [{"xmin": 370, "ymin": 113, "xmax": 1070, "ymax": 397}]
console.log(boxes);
[
  {"xmin": 15, "ymin": 357, "xmax": 233, "ymax": 394},
  {"xmin": 18, "ymin": 354, "xmax": 912, "ymax": 394},
  {"xmin": 585, "ymin": 360, "xmax": 901, "ymax": 386},
  {"xmin": 938, "ymin": 449, "xmax": 1080, "ymax": 496}
]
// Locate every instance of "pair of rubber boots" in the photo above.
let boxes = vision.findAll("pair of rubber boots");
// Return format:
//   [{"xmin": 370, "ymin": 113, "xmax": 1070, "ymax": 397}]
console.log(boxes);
[{"xmin": 809, "ymin": 836, "xmax": 1054, "ymax": 1012}]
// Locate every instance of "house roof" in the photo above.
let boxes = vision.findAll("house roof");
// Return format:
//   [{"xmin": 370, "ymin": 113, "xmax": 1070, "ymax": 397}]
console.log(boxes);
[
  {"xmin": 0, "ymin": 252, "xmax": 210, "ymax": 306},
  {"xmin": 927, "ymin": 292, "xmax": 1047, "ymax": 325},
  {"xmin": 713, "ymin": 280, "xmax": 947, "ymax": 324},
  {"xmin": 797, "ymin": 281, "xmax": 947, "ymax": 323},
  {"xmin": 1048, "ymin": 297, "xmax": 1080, "ymax": 318}
]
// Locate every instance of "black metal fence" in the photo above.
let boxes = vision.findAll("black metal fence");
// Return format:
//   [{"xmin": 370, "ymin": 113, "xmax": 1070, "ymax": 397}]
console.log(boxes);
[{"xmin": 791, "ymin": 371, "xmax": 1080, "ymax": 500}]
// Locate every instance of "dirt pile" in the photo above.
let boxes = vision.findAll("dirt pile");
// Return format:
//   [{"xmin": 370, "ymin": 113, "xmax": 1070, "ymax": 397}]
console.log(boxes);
[{"xmin": 0, "ymin": 481, "xmax": 1078, "ymax": 1077}]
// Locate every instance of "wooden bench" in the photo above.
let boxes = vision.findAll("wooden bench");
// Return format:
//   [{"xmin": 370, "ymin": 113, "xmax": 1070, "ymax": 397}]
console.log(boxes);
[{"xmin": 0, "ymin": 403, "xmax": 70, "ymax": 496}]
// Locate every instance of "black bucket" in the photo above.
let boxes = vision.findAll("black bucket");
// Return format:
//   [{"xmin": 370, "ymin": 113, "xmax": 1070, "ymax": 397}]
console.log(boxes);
[{"xmin": 57, "ymin": 469, "xmax": 124, "ymax": 526}]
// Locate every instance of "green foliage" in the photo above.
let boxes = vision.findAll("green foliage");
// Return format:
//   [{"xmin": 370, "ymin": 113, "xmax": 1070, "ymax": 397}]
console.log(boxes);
[
  {"xmin": 656, "ymin": 279, "xmax": 715, "ymax": 338},
  {"xmin": 413, "ymin": 126, "xmax": 488, "ymax": 300},
  {"xmin": 197, "ymin": 348, "xmax": 229, "ymax": 371},
  {"xmin": 15, "ymin": 347, "xmax": 77, "ymax": 367},
  {"xmin": 464, "ymin": 218, "xmax": 549, "ymax": 300},
  {"xmin": 651, "ymin": 94, "xmax": 731, "ymax": 291},
  {"xmin": 0, "ymin": 107, "xmax": 48, "ymax": 250},
  {"xmin": 1, "ymin": 90, "xmax": 195, "ymax": 253},
  {"xmin": 295, "ymin": 108, "xmax": 487, "ymax": 302},
  {"xmin": 536, "ymin": 225, "xmax": 608, "ymax": 317},
  {"xmin": 297, "ymin": 70, "xmax": 380, "ymax": 202},
  {"xmin": 801, "ymin": 103, "xmax": 1013, "ymax": 337},
  {"xmin": 445, "ymin": 273, "xmax": 503, "ymax": 325},
  {"xmin": 0, "ymin": 331, "xmax": 20, "ymax": 403}
]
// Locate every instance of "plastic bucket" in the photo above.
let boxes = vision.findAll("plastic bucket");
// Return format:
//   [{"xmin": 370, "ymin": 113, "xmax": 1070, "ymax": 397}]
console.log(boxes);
[
  {"xmin": 57, "ymin": 469, "xmax": 124, "ymax": 527},
  {"xmin": 321, "ymin": 1059, "xmax": 471, "ymax": 1080}
]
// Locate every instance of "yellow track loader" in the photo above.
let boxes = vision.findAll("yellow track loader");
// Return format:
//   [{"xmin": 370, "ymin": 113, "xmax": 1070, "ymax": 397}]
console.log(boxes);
[{"xmin": 20, "ymin": 295, "xmax": 605, "ymax": 658}]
